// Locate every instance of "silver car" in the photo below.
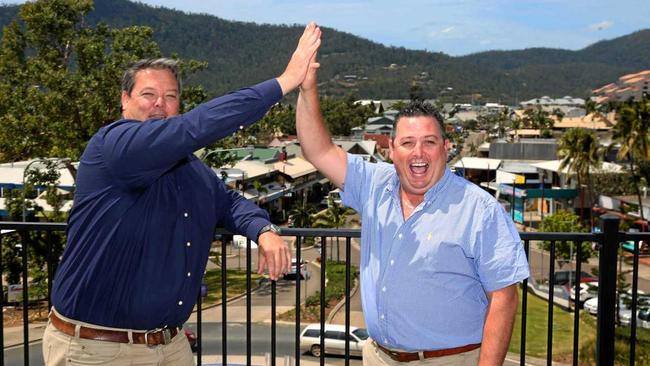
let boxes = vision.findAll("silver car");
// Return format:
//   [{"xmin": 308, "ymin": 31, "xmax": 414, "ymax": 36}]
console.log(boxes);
[{"xmin": 299, "ymin": 323, "xmax": 369, "ymax": 357}]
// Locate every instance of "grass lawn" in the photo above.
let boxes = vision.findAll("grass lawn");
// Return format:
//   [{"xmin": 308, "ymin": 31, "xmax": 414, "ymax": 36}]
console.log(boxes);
[
  {"xmin": 200, "ymin": 268, "xmax": 263, "ymax": 307},
  {"xmin": 509, "ymin": 287, "xmax": 596, "ymax": 361}
]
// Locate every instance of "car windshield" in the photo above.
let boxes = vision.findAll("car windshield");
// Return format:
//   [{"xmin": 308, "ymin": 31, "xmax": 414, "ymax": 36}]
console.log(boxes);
[{"xmin": 352, "ymin": 328, "xmax": 369, "ymax": 340}]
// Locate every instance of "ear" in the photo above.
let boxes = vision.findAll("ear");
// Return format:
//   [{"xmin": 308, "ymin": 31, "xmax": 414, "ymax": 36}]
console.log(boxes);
[
  {"xmin": 120, "ymin": 91, "xmax": 130, "ymax": 113},
  {"xmin": 444, "ymin": 138, "xmax": 451, "ymax": 151},
  {"xmin": 388, "ymin": 138, "xmax": 395, "ymax": 161}
]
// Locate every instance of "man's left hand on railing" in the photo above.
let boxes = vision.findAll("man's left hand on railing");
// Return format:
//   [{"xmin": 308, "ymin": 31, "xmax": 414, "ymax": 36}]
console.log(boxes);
[{"xmin": 257, "ymin": 232, "xmax": 291, "ymax": 281}]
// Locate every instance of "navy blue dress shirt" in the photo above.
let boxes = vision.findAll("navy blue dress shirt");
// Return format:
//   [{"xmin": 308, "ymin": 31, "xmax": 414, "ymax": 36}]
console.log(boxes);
[{"xmin": 51, "ymin": 79, "xmax": 282, "ymax": 330}]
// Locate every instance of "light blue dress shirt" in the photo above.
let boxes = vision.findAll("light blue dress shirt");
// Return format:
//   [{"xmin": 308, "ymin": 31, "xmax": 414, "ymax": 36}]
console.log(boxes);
[{"xmin": 340, "ymin": 154, "xmax": 530, "ymax": 351}]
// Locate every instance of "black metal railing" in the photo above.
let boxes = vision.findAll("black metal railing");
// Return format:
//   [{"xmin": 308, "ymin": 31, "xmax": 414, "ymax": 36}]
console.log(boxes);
[{"xmin": 0, "ymin": 214, "xmax": 648, "ymax": 366}]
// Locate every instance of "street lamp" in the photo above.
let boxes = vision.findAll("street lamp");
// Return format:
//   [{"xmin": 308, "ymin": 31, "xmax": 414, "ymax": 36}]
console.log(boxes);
[{"xmin": 22, "ymin": 158, "xmax": 71, "ymax": 222}]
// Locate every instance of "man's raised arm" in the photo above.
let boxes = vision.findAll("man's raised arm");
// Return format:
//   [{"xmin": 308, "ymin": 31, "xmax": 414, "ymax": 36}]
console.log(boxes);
[{"xmin": 296, "ymin": 52, "xmax": 348, "ymax": 189}]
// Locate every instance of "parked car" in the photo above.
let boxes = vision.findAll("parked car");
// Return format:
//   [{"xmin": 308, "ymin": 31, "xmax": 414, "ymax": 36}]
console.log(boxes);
[
  {"xmin": 639, "ymin": 309, "xmax": 650, "ymax": 329},
  {"xmin": 299, "ymin": 323, "xmax": 368, "ymax": 357},
  {"xmin": 569, "ymin": 281, "xmax": 598, "ymax": 304},
  {"xmin": 584, "ymin": 293, "xmax": 650, "ymax": 316},
  {"xmin": 553, "ymin": 270, "xmax": 596, "ymax": 286},
  {"xmin": 284, "ymin": 258, "xmax": 310, "ymax": 281},
  {"xmin": 620, "ymin": 307, "xmax": 650, "ymax": 327},
  {"xmin": 184, "ymin": 328, "xmax": 198, "ymax": 352}
]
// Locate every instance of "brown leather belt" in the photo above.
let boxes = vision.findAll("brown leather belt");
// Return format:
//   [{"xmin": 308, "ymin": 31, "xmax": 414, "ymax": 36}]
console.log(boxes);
[
  {"xmin": 375, "ymin": 341, "xmax": 481, "ymax": 362},
  {"xmin": 49, "ymin": 311, "xmax": 180, "ymax": 346}
]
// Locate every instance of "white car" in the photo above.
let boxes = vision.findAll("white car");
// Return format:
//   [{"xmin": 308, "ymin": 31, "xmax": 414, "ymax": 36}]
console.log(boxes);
[
  {"xmin": 299, "ymin": 323, "xmax": 368, "ymax": 357},
  {"xmin": 569, "ymin": 281, "xmax": 598, "ymax": 304},
  {"xmin": 584, "ymin": 294, "xmax": 650, "ymax": 316}
]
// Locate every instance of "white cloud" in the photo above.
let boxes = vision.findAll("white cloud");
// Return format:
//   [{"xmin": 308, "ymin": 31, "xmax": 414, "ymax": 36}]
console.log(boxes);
[
  {"xmin": 589, "ymin": 20, "xmax": 614, "ymax": 31},
  {"xmin": 441, "ymin": 26, "xmax": 455, "ymax": 34}
]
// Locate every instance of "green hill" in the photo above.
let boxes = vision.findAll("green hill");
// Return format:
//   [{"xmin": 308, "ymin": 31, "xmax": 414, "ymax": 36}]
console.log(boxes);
[{"xmin": 1, "ymin": 0, "xmax": 649, "ymax": 103}]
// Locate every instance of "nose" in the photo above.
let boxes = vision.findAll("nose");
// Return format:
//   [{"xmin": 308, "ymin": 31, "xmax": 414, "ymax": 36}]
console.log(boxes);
[
  {"xmin": 413, "ymin": 141, "xmax": 424, "ymax": 156},
  {"xmin": 154, "ymin": 95, "xmax": 165, "ymax": 108}
]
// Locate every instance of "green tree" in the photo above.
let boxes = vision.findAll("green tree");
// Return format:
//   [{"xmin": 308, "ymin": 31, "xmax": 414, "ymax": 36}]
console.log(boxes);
[
  {"xmin": 321, "ymin": 95, "xmax": 377, "ymax": 136},
  {"xmin": 613, "ymin": 96, "xmax": 650, "ymax": 223},
  {"xmin": 538, "ymin": 210, "xmax": 594, "ymax": 264},
  {"xmin": 313, "ymin": 197, "xmax": 354, "ymax": 262},
  {"xmin": 558, "ymin": 128, "xmax": 602, "ymax": 226},
  {"xmin": 0, "ymin": 0, "xmax": 206, "ymax": 162},
  {"xmin": 288, "ymin": 197, "xmax": 316, "ymax": 228},
  {"xmin": 521, "ymin": 107, "xmax": 554, "ymax": 137}
]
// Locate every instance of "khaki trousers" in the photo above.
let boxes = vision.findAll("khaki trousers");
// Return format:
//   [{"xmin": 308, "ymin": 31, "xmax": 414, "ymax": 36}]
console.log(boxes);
[
  {"xmin": 362, "ymin": 339, "xmax": 480, "ymax": 366},
  {"xmin": 42, "ymin": 310, "xmax": 194, "ymax": 366}
]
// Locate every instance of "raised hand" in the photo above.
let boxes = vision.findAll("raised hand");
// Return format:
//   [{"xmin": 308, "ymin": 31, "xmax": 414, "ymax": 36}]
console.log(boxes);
[{"xmin": 276, "ymin": 22, "xmax": 321, "ymax": 95}]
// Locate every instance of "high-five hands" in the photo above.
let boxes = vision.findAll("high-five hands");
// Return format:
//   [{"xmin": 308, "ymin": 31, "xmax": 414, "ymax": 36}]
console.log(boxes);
[{"xmin": 277, "ymin": 22, "xmax": 321, "ymax": 95}]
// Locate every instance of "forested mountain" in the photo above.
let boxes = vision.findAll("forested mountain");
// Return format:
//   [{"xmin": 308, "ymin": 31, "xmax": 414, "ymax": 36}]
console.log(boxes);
[{"xmin": 1, "ymin": 0, "xmax": 649, "ymax": 102}]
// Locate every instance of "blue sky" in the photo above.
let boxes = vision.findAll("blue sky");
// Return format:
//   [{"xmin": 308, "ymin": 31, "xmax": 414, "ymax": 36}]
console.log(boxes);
[{"xmin": 2, "ymin": 0, "xmax": 649, "ymax": 55}]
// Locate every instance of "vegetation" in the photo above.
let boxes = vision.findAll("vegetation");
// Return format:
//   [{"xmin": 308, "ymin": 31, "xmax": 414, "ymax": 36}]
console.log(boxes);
[
  {"xmin": 509, "ymin": 289, "xmax": 596, "ymax": 360},
  {"xmin": 2, "ymin": 1, "xmax": 650, "ymax": 101},
  {"xmin": 558, "ymin": 128, "xmax": 602, "ymax": 225},
  {"xmin": 0, "ymin": 0, "xmax": 207, "ymax": 162},
  {"xmin": 613, "ymin": 96, "xmax": 650, "ymax": 222},
  {"xmin": 201, "ymin": 267, "xmax": 263, "ymax": 306},
  {"xmin": 278, "ymin": 260, "xmax": 358, "ymax": 322},
  {"xmin": 538, "ymin": 210, "xmax": 594, "ymax": 263}
]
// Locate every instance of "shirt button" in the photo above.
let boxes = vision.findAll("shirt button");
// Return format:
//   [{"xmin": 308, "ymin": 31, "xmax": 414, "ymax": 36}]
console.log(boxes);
[
  {"xmin": 187, "ymin": 272, "xmax": 191, "ymax": 277},
  {"xmin": 178, "ymin": 301, "xmax": 183, "ymax": 306},
  {"xmin": 186, "ymin": 241, "xmax": 191, "ymax": 247},
  {"xmin": 183, "ymin": 212, "xmax": 189, "ymax": 218},
  {"xmin": 390, "ymin": 260, "xmax": 394, "ymax": 266},
  {"xmin": 380, "ymin": 314, "xmax": 385, "ymax": 320},
  {"xmin": 398, "ymin": 234, "xmax": 402, "ymax": 239},
  {"xmin": 384, "ymin": 338, "xmax": 388, "ymax": 344},
  {"xmin": 382, "ymin": 286, "xmax": 386, "ymax": 292},
  {"xmin": 239, "ymin": 125, "xmax": 244, "ymax": 130}
]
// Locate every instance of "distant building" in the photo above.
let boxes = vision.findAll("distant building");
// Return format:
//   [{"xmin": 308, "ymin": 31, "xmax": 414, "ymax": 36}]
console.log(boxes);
[
  {"xmin": 592, "ymin": 70, "xmax": 650, "ymax": 103},
  {"xmin": 519, "ymin": 95, "xmax": 586, "ymax": 116}
]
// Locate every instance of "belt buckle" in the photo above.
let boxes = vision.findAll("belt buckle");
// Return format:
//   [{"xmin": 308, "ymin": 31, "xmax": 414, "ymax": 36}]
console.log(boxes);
[{"xmin": 144, "ymin": 327, "xmax": 173, "ymax": 346}]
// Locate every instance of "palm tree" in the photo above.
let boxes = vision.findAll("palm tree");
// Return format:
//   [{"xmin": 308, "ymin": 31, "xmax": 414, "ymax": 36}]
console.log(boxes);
[
  {"xmin": 313, "ymin": 197, "xmax": 349, "ymax": 262},
  {"xmin": 288, "ymin": 196, "xmax": 316, "ymax": 228},
  {"xmin": 251, "ymin": 180, "xmax": 268, "ymax": 199},
  {"xmin": 558, "ymin": 128, "xmax": 602, "ymax": 226},
  {"xmin": 613, "ymin": 97, "xmax": 650, "ymax": 223}
]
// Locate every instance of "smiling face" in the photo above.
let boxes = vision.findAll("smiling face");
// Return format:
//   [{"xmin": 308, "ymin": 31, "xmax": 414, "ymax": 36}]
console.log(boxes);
[
  {"xmin": 389, "ymin": 115, "xmax": 450, "ymax": 199},
  {"xmin": 120, "ymin": 68, "xmax": 180, "ymax": 121}
]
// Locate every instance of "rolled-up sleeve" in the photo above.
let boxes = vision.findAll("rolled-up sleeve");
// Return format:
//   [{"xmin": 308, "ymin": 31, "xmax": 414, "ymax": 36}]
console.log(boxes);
[{"xmin": 475, "ymin": 203, "xmax": 530, "ymax": 292}]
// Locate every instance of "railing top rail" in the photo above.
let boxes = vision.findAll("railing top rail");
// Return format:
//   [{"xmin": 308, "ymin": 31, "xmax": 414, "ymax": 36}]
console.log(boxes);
[
  {"xmin": 622, "ymin": 232, "xmax": 650, "ymax": 240},
  {"xmin": 519, "ymin": 232, "xmax": 597, "ymax": 241},
  {"xmin": 3, "ymin": 221, "xmax": 649, "ymax": 242},
  {"xmin": 0, "ymin": 221, "xmax": 67, "ymax": 231}
]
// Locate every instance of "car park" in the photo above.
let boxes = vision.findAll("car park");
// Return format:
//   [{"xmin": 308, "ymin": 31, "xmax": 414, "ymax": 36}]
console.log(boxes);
[{"xmin": 299, "ymin": 323, "xmax": 368, "ymax": 357}]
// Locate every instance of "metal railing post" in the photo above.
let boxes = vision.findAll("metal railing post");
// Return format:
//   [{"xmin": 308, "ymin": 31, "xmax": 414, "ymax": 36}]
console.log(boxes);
[{"xmin": 597, "ymin": 214, "xmax": 620, "ymax": 366}]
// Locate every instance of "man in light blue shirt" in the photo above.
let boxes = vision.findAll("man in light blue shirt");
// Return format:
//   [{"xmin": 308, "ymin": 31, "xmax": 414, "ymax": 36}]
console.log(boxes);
[{"xmin": 296, "ymin": 54, "xmax": 529, "ymax": 365}]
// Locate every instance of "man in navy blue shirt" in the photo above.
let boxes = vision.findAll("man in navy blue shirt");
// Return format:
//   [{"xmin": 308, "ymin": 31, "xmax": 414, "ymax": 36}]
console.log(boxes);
[{"xmin": 43, "ymin": 23, "xmax": 321, "ymax": 365}]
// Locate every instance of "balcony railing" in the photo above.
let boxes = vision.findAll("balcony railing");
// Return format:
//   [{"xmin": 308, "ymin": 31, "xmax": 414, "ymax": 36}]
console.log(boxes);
[{"xmin": 0, "ymin": 213, "xmax": 648, "ymax": 366}]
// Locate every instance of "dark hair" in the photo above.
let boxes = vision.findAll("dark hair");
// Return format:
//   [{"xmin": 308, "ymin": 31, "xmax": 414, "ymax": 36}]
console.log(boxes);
[
  {"xmin": 121, "ymin": 58, "xmax": 182, "ymax": 96},
  {"xmin": 393, "ymin": 100, "xmax": 446, "ymax": 138}
]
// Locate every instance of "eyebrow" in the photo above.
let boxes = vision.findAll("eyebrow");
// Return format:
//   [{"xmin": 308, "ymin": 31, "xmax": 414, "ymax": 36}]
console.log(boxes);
[{"xmin": 398, "ymin": 134, "xmax": 441, "ymax": 141}]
